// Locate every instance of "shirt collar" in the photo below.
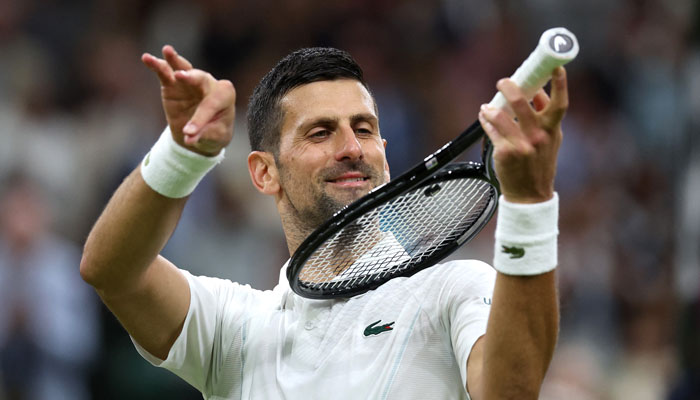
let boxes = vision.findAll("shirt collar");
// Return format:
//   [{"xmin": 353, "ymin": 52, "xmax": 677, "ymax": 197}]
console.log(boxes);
[{"xmin": 278, "ymin": 259, "xmax": 294, "ymax": 309}]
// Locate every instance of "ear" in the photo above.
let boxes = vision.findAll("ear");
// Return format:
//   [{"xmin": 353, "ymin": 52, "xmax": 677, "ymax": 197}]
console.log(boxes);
[{"xmin": 247, "ymin": 151, "xmax": 280, "ymax": 195}]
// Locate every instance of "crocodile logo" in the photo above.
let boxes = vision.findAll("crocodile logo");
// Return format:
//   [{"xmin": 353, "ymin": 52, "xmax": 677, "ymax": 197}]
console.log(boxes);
[
  {"xmin": 364, "ymin": 320, "xmax": 395, "ymax": 336},
  {"xmin": 501, "ymin": 245, "xmax": 525, "ymax": 259}
]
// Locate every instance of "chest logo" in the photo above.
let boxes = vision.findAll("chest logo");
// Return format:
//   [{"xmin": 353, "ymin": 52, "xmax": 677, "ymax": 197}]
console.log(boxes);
[{"xmin": 364, "ymin": 320, "xmax": 395, "ymax": 336}]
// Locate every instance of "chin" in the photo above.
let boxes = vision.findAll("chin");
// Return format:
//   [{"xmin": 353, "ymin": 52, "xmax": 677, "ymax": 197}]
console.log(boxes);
[
  {"xmin": 323, "ymin": 192, "xmax": 363, "ymax": 212},
  {"xmin": 346, "ymin": 187, "xmax": 373, "ymax": 201}
]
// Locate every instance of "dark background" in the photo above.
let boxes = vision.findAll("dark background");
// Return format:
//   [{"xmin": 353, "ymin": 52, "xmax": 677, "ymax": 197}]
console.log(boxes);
[{"xmin": 0, "ymin": 0, "xmax": 698, "ymax": 399}]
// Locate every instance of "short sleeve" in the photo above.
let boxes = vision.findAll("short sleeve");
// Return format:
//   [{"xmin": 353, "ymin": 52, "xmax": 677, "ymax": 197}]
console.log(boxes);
[
  {"xmin": 131, "ymin": 269, "xmax": 281, "ymax": 393},
  {"xmin": 437, "ymin": 260, "xmax": 496, "ymax": 394}
]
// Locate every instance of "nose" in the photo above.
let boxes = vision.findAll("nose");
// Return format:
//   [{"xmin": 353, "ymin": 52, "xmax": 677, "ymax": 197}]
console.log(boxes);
[{"xmin": 334, "ymin": 125, "xmax": 363, "ymax": 161}]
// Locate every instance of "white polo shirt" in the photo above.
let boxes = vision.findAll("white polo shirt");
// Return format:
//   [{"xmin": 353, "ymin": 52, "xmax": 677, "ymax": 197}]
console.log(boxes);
[{"xmin": 134, "ymin": 259, "xmax": 495, "ymax": 399}]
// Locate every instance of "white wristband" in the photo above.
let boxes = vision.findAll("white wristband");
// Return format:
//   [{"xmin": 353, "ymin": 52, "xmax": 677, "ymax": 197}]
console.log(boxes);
[
  {"xmin": 493, "ymin": 193, "xmax": 559, "ymax": 275},
  {"xmin": 140, "ymin": 127, "xmax": 225, "ymax": 198}
]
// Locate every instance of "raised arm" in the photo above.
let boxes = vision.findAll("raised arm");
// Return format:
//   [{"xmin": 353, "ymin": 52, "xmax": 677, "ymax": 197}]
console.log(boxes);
[
  {"xmin": 80, "ymin": 46, "xmax": 235, "ymax": 359},
  {"xmin": 466, "ymin": 66, "xmax": 568, "ymax": 399}
]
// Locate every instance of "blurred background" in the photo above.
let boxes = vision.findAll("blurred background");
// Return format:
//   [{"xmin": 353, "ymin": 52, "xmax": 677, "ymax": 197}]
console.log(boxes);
[{"xmin": 0, "ymin": 0, "xmax": 698, "ymax": 399}]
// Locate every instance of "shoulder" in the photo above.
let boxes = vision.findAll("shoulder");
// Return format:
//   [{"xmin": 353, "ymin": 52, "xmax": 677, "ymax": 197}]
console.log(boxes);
[
  {"xmin": 415, "ymin": 259, "xmax": 495, "ymax": 289},
  {"xmin": 408, "ymin": 260, "xmax": 495, "ymax": 310},
  {"xmin": 383, "ymin": 259, "xmax": 494, "ymax": 308},
  {"xmin": 181, "ymin": 269, "xmax": 285, "ymax": 314}
]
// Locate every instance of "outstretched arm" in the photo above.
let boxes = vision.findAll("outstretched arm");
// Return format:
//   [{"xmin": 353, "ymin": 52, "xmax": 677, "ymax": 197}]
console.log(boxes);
[
  {"xmin": 466, "ymin": 66, "xmax": 567, "ymax": 399},
  {"xmin": 80, "ymin": 46, "xmax": 235, "ymax": 360}
]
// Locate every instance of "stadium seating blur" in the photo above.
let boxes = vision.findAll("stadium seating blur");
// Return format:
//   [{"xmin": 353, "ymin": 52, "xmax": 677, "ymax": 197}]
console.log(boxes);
[{"xmin": 0, "ymin": 1, "xmax": 698, "ymax": 398}]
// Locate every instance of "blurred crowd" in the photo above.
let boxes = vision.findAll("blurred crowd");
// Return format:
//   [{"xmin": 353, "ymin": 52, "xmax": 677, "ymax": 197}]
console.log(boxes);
[{"xmin": 0, "ymin": 0, "xmax": 698, "ymax": 399}]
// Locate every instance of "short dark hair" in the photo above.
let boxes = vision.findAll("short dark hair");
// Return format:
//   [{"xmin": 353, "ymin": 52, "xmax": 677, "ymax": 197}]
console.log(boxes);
[{"xmin": 246, "ymin": 47, "xmax": 371, "ymax": 154}]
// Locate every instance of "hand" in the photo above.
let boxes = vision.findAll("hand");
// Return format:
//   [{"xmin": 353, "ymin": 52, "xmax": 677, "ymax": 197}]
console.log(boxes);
[
  {"xmin": 142, "ymin": 45, "xmax": 236, "ymax": 156},
  {"xmin": 478, "ymin": 66, "xmax": 568, "ymax": 204}
]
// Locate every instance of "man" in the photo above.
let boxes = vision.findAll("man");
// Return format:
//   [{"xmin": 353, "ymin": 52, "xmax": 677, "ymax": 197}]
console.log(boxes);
[
  {"xmin": 81, "ymin": 45, "xmax": 566, "ymax": 399},
  {"xmin": 1, "ymin": 173, "xmax": 99, "ymax": 399}
]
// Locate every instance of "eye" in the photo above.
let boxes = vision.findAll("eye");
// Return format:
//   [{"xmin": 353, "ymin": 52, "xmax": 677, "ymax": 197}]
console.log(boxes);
[
  {"xmin": 309, "ymin": 129, "xmax": 331, "ymax": 139},
  {"xmin": 355, "ymin": 124, "xmax": 375, "ymax": 136}
]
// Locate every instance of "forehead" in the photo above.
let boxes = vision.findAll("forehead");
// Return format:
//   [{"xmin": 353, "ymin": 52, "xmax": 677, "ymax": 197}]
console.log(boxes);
[{"xmin": 278, "ymin": 79, "xmax": 376, "ymax": 133}]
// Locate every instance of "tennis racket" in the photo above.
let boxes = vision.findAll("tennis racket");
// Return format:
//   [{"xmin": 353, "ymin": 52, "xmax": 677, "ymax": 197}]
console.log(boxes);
[{"xmin": 287, "ymin": 27, "xmax": 579, "ymax": 299}]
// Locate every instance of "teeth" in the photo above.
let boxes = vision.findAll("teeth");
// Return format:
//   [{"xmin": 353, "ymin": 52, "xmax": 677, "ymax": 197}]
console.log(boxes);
[{"xmin": 335, "ymin": 178, "xmax": 364, "ymax": 183}]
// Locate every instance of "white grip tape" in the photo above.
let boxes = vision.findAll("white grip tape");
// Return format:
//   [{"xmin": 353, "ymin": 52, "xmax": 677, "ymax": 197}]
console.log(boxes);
[
  {"xmin": 494, "ymin": 193, "xmax": 559, "ymax": 276},
  {"xmin": 489, "ymin": 27, "xmax": 579, "ymax": 112},
  {"xmin": 140, "ymin": 127, "xmax": 225, "ymax": 198}
]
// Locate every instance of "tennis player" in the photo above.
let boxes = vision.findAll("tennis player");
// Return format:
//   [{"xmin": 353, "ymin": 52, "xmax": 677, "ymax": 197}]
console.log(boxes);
[{"xmin": 81, "ymin": 45, "xmax": 566, "ymax": 399}]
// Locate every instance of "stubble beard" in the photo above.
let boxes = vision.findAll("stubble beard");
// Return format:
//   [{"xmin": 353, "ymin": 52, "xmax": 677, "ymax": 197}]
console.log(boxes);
[{"xmin": 279, "ymin": 160, "xmax": 385, "ymax": 235}]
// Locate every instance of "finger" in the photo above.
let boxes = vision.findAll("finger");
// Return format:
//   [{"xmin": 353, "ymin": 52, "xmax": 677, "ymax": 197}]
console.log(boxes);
[
  {"xmin": 162, "ymin": 45, "xmax": 193, "ymax": 71},
  {"xmin": 182, "ymin": 79, "xmax": 236, "ymax": 138},
  {"xmin": 182, "ymin": 115, "xmax": 232, "ymax": 149},
  {"xmin": 141, "ymin": 53, "xmax": 175, "ymax": 85},
  {"xmin": 183, "ymin": 109, "xmax": 235, "ymax": 149},
  {"xmin": 532, "ymin": 88, "xmax": 549, "ymax": 112},
  {"xmin": 478, "ymin": 111, "xmax": 509, "ymax": 148},
  {"xmin": 496, "ymin": 78, "xmax": 537, "ymax": 132},
  {"xmin": 480, "ymin": 104, "xmax": 528, "ymax": 146},
  {"xmin": 479, "ymin": 110, "xmax": 532, "ymax": 167},
  {"xmin": 173, "ymin": 69, "xmax": 212, "ymax": 98},
  {"xmin": 544, "ymin": 67, "xmax": 569, "ymax": 126}
]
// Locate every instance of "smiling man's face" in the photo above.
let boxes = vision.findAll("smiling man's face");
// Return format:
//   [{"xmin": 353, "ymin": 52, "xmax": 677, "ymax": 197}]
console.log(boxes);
[{"xmin": 274, "ymin": 79, "xmax": 390, "ymax": 232}]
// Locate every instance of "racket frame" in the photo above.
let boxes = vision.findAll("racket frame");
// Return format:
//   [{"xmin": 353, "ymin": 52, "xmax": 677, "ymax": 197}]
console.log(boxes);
[
  {"xmin": 288, "ymin": 121, "xmax": 497, "ymax": 298},
  {"xmin": 287, "ymin": 27, "xmax": 580, "ymax": 298}
]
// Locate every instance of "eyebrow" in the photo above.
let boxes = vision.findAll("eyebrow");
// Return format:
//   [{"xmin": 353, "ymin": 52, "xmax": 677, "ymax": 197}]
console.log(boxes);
[
  {"xmin": 350, "ymin": 113, "xmax": 378, "ymax": 127},
  {"xmin": 298, "ymin": 113, "xmax": 378, "ymax": 133}
]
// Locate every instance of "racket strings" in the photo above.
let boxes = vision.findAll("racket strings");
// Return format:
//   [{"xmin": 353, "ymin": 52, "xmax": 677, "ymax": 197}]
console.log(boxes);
[
  {"xmin": 380, "ymin": 178, "xmax": 490, "ymax": 257},
  {"xmin": 299, "ymin": 177, "xmax": 495, "ymax": 292}
]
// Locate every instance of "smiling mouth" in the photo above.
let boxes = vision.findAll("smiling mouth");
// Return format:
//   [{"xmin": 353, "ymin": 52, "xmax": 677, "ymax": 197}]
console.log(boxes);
[
  {"xmin": 325, "ymin": 175, "xmax": 372, "ymax": 189},
  {"xmin": 329, "ymin": 177, "xmax": 369, "ymax": 183}
]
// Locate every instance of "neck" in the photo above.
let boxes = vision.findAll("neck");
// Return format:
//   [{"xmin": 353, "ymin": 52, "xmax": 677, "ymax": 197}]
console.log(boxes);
[{"xmin": 279, "ymin": 208, "xmax": 316, "ymax": 257}]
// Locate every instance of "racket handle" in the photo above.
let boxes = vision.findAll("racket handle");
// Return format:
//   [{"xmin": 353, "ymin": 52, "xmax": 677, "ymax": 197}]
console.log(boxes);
[{"xmin": 488, "ymin": 27, "xmax": 579, "ymax": 112}]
